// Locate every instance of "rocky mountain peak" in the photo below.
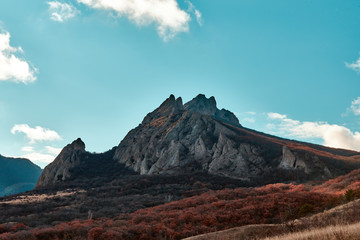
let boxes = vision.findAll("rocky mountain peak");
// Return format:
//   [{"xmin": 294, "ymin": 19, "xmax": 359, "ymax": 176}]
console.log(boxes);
[
  {"xmin": 184, "ymin": 94, "xmax": 217, "ymax": 116},
  {"xmin": 142, "ymin": 94, "xmax": 240, "ymax": 127},
  {"xmin": 71, "ymin": 138, "xmax": 86, "ymax": 151},
  {"xmin": 142, "ymin": 95, "xmax": 184, "ymax": 125},
  {"xmin": 184, "ymin": 94, "xmax": 241, "ymax": 127}
]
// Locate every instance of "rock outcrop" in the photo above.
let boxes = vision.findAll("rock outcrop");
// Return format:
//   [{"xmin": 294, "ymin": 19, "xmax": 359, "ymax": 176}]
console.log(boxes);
[
  {"xmin": 279, "ymin": 146, "xmax": 309, "ymax": 173},
  {"xmin": 184, "ymin": 94, "xmax": 241, "ymax": 126},
  {"xmin": 36, "ymin": 138, "xmax": 86, "ymax": 187},
  {"xmin": 113, "ymin": 94, "xmax": 253, "ymax": 178}
]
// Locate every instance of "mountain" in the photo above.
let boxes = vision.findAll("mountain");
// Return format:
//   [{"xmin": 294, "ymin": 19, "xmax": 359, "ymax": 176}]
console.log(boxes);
[
  {"xmin": 113, "ymin": 94, "xmax": 360, "ymax": 180},
  {"xmin": 36, "ymin": 94, "xmax": 360, "ymax": 189},
  {"xmin": 0, "ymin": 155, "xmax": 42, "ymax": 197}
]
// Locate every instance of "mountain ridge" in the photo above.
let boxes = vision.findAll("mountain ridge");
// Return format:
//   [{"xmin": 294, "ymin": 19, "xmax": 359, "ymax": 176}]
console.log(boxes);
[{"xmin": 0, "ymin": 155, "xmax": 42, "ymax": 197}]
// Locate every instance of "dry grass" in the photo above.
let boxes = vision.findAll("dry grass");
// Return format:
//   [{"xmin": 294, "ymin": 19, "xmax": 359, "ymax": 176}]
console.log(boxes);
[
  {"xmin": 183, "ymin": 224, "xmax": 282, "ymax": 240},
  {"xmin": 261, "ymin": 222, "xmax": 360, "ymax": 240},
  {"xmin": 0, "ymin": 190, "xmax": 85, "ymax": 205}
]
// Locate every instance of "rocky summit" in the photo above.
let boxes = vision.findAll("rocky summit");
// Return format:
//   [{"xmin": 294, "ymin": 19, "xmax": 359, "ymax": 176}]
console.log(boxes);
[{"xmin": 37, "ymin": 94, "xmax": 360, "ymax": 188}]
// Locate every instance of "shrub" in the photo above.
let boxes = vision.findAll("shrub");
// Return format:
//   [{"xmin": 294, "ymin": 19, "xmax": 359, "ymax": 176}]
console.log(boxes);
[{"xmin": 298, "ymin": 203, "xmax": 314, "ymax": 217}]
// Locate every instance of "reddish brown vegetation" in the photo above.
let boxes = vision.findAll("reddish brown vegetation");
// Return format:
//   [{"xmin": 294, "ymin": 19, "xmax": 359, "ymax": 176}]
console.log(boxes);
[
  {"xmin": 0, "ymin": 183, "xmax": 340, "ymax": 240},
  {"xmin": 313, "ymin": 169, "xmax": 360, "ymax": 194}
]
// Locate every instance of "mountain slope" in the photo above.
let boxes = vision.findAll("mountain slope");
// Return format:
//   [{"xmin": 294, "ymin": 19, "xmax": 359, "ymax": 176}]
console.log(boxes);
[{"xmin": 0, "ymin": 155, "xmax": 42, "ymax": 197}]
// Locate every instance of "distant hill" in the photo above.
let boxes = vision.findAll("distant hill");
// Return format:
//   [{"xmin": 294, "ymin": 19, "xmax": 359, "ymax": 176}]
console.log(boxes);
[{"xmin": 0, "ymin": 155, "xmax": 42, "ymax": 197}]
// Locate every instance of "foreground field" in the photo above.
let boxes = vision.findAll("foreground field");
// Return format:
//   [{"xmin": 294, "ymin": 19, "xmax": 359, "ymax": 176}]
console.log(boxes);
[
  {"xmin": 184, "ymin": 199, "xmax": 360, "ymax": 240},
  {"xmin": 1, "ymin": 169, "xmax": 360, "ymax": 239}
]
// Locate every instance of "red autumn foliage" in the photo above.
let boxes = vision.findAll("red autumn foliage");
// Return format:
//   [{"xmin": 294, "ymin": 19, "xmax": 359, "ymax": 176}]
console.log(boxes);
[
  {"xmin": 87, "ymin": 227, "xmax": 103, "ymax": 240},
  {"xmin": 0, "ymin": 182, "xmax": 342, "ymax": 240},
  {"xmin": 313, "ymin": 169, "xmax": 360, "ymax": 194}
]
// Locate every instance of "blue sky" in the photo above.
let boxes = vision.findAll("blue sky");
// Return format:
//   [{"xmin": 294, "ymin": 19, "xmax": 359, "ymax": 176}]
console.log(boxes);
[{"xmin": 1, "ymin": 0, "xmax": 360, "ymax": 168}]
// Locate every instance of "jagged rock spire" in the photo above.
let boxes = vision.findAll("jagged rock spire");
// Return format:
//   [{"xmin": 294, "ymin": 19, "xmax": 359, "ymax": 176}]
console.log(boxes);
[
  {"xmin": 184, "ymin": 94, "xmax": 218, "ymax": 116},
  {"xmin": 184, "ymin": 94, "xmax": 241, "ymax": 127},
  {"xmin": 143, "ymin": 94, "xmax": 240, "ymax": 127},
  {"xmin": 142, "ymin": 94, "xmax": 184, "ymax": 125}
]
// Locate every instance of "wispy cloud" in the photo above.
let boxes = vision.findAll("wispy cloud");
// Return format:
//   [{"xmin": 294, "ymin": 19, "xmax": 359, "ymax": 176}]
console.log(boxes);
[
  {"xmin": 242, "ymin": 117, "xmax": 255, "ymax": 123},
  {"xmin": 267, "ymin": 112, "xmax": 360, "ymax": 151},
  {"xmin": 246, "ymin": 111, "xmax": 256, "ymax": 115},
  {"xmin": 346, "ymin": 56, "xmax": 360, "ymax": 73},
  {"xmin": 350, "ymin": 97, "xmax": 360, "ymax": 116},
  {"xmin": 47, "ymin": 1, "xmax": 79, "ymax": 22},
  {"xmin": 76, "ymin": 0, "xmax": 192, "ymax": 40},
  {"xmin": 0, "ymin": 30, "xmax": 37, "ymax": 83},
  {"xmin": 186, "ymin": 0, "xmax": 203, "ymax": 26},
  {"xmin": 11, "ymin": 124, "xmax": 62, "ymax": 144}
]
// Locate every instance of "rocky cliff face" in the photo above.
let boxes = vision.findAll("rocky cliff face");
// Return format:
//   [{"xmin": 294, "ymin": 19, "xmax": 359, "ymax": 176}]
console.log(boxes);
[{"xmin": 113, "ymin": 94, "xmax": 354, "ymax": 180}]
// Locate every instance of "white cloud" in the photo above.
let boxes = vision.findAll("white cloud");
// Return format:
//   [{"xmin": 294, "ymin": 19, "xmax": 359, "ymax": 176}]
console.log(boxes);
[
  {"xmin": 346, "ymin": 57, "xmax": 360, "ymax": 73},
  {"xmin": 45, "ymin": 146, "xmax": 62, "ymax": 155},
  {"xmin": 76, "ymin": 0, "xmax": 191, "ymax": 40},
  {"xmin": 267, "ymin": 112, "xmax": 360, "ymax": 151},
  {"xmin": 18, "ymin": 145, "xmax": 62, "ymax": 168},
  {"xmin": 0, "ymin": 30, "xmax": 37, "ymax": 83},
  {"xmin": 47, "ymin": 1, "xmax": 79, "ymax": 22},
  {"xmin": 268, "ymin": 112, "xmax": 287, "ymax": 120},
  {"xmin": 11, "ymin": 124, "xmax": 62, "ymax": 143},
  {"xmin": 21, "ymin": 152, "xmax": 56, "ymax": 168},
  {"xmin": 350, "ymin": 97, "xmax": 360, "ymax": 116}
]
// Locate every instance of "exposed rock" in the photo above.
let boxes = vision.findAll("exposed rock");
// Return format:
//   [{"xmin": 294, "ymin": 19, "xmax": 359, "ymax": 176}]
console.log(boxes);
[
  {"xmin": 208, "ymin": 133, "xmax": 265, "ymax": 179},
  {"xmin": 184, "ymin": 94, "xmax": 217, "ymax": 116},
  {"xmin": 142, "ymin": 94, "xmax": 184, "ymax": 125},
  {"xmin": 279, "ymin": 146, "xmax": 297, "ymax": 169},
  {"xmin": 184, "ymin": 94, "xmax": 241, "ymax": 127},
  {"xmin": 36, "ymin": 138, "xmax": 86, "ymax": 187},
  {"xmin": 279, "ymin": 146, "xmax": 329, "ymax": 175}
]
